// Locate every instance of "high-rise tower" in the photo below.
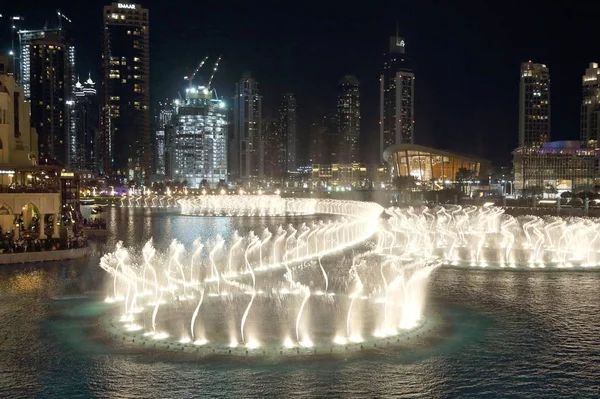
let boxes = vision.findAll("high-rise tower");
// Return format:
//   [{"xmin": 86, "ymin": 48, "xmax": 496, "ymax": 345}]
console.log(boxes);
[
  {"xmin": 20, "ymin": 28, "xmax": 75, "ymax": 164},
  {"xmin": 231, "ymin": 73, "xmax": 262, "ymax": 182},
  {"xmin": 101, "ymin": 1, "xmax": 150, "ymax": 181},
  {"xmin": 581, "ymin": 62, "xmax": 600, "ymax": 148},
  {"xmin": 337, "ymin": 75, "xmax": 360, "ymax": 164},
  {"xmin": 70, "ymin": 75, "xmax": 99, "ymax": 171},
  {"xmin": 380, "ymin": 32, "xmax": 414, "ymax": 158},
  {"xmin": 170, "ymin": 87, "xmax": 228, "ymax": 186},
  {"xmin": 279, "ymin": 93, "xmax": 297, "ymax": 173},
  {"xmin": 154, "ymin": 100, "xmax": 174, "ymax": 177},
  {"xmin": 519, "ymin": 61, "xmax": 550, "ymax": 147}
]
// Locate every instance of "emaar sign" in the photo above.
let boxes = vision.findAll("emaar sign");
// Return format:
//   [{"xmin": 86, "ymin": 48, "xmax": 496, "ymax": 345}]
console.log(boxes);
[{"xmin": 117, "ymin": 3, "xmax": 136, "ymax": 9}]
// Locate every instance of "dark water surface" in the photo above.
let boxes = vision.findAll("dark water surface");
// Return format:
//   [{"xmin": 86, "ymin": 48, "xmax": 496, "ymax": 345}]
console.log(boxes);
[{"xmin": 1, "ymin": 207, "xmax": 599, "ymax": 398}]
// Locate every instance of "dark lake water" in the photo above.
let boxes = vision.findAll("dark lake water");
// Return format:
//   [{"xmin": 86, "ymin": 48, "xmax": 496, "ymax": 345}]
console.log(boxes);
[{"xmin": 1, "ymin": 207, "xmax": 599, "ymax": 398}]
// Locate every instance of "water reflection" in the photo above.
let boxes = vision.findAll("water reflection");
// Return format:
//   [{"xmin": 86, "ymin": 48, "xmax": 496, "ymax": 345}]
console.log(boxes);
[{"xmin": 0, "ymin": 209, "xmax": 599, "ymax": 397}]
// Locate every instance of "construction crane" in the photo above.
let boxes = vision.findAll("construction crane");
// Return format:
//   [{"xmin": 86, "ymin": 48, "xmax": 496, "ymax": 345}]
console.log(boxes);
[
  {"xmin": 207, "ymin": 55, "xmax": 222, "ymax": 88},
  {"xmin": 184, "ymin": 56, "xmax": 209, "ymax": 90},
  {"xmin": 57, "ymin": 10, "xmax": 71, "ymax": 29}
]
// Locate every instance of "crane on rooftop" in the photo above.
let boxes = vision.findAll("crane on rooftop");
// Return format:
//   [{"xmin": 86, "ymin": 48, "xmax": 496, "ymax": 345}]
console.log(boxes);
[
  {"xmin": 57, "ymin": 10, "xmax": 71, "ymax": 29},
  {"xmin": 207, "ymin": 55, "xmax": 222, "ymax": 88},
  {"xmin": 184, "ymin": 56, "xmax": 209, "ymax": 90}
]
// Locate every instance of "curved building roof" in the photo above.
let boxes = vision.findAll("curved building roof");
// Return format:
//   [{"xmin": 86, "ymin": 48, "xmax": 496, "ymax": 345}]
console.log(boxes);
[{"xmin": 383, "ymin": 143, "xmax": 488, "ymax": 164}]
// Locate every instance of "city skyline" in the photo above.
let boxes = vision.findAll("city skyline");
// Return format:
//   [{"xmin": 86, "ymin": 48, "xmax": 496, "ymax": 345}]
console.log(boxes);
[{"xmin": 4, "ymin": 1, "xmax": 600, "ymax": 167}]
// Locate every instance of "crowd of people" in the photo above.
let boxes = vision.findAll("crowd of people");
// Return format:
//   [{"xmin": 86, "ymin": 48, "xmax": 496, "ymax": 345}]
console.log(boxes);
[
  {"xmin": 0, "ymin": 214, "xmax": 91, "ymax": 254},
  {"xmin": 0, "ymin": 236, "xmax": 86, "ymax": 254},
  {"xmin": 83, "ymin": 218, "xmax": 106, "ymax": 229}
]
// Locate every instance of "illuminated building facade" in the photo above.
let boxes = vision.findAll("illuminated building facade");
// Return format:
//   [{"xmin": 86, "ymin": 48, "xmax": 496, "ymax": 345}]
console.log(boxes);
[
  {"xmin": 279, "ymin": 93, "xmax": 297, "ymax": 173},
  {"xmin": 581, "ymin": 62, "xmax": 600, "ymax": 148},
  {"xmin": 310, "ymin": 164, "xmax": 387, "ymax": 189},
  {"xmin": 101, "ymin": 1, "xmax": 150, "ymax": 181},
  {"xmin": 70, "ymin": 75, "xmax": 99, "ymax": 171},
  {"xmin": 380, "ymin": 34, "xmax": 415, "ymax": 158},
  {"xmin": 513, "ymin": 141, "xmax": 597, "ymax": 194},
  {"xmin": 18, "ymin": 28, "xmax": 75, "ymax": 101},
  {"xmin": 231, "ymin": 73, "xmax": 262, "ymax": 181},
  {"xmin": 170, "ymin": 87, "xmax": 227, "ymax": 186},
  {"xmin": 337, "ymin": 76, "xmax": 360, "ymax": 164},
  {"xmin": 0, "ymin": 57, "xmax": 39, "ymax": 168},
  {"xmin": 154, "ymin": 100, "xmax": 174, "ymax": 177},
  {"xmin": 519, "ymin": 61, "xmax": 550, "ymax": 147},
  {"xmin": 383, "ymin": 143, "xmax": 488, "ymax": 189},
  {"xmin": 22, "ymin": 29, "xmax": 75, "ymax": 165}
]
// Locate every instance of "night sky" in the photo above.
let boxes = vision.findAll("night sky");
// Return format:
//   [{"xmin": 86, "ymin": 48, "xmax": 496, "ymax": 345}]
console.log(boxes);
[{"xmin": 3, "ymin": 0, "xmax": 600, "ymax": 166}]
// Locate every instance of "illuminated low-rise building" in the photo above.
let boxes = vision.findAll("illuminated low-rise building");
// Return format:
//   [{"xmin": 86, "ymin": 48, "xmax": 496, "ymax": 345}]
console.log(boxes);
[
  {"xmin": 383, "ymin": 143, "xmax": 489, "ymax": 189},
  {"xmin": 513, "ymin": 141, "xmax": 598, "ymax": 195},
  {"xmin": 311, "ymin": 163, "xmax": 388, "ymax": 189}
]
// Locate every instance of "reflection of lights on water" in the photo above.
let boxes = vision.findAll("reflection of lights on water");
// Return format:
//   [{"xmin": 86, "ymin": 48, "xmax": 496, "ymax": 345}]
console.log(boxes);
[
  {"xmin": 299, "ymin": 339, "xmax": 313, "ymax": 348},
  {"xmin": 120, "ymin": 314, "xmax": 134, "ymax": 323},
  {"xmin": 104, "ymin": 297, "xmax": 115, "ymax": 303},
  {"xmin": 143, "ymin": 331, "xmax": 155, "ymax": 337},
  {"xmin": 194, "ymin": 339, "xmax": 208, "ymax": 346},
  {"xmin": 246, "ymin": 340, "xmax": 260, "ymax": 349},
  {"xmin": 349, "ymin": 335, "xmax": 363, "ymax": 343},
  {"xmin": 179, "ymin": 337, "xmax": 191, "ymax": 344},
  {"xmin": 229, "ymin": 340, "xmax": 238, "ymax": 348},
  {"xmin": 333, "ymin": 336, "xmax": 347, "ymax": 345},
  {"xmin": 283, "ymin": 337, "xmax": 294, "ymax": 348},
  {"xmin": 153, "ymin": 332, "xmax": 169, "ymax": 340},
  {"xmin": 125, "ymin": 323, "xmax": 142, "ymax": 331}
]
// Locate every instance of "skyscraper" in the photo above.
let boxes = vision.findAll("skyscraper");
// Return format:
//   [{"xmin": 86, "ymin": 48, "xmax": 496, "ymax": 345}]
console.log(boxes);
[
  {"xmin": 154, "ymin": 100, "xmax": 174, "ymax": 177},
  {"xmin": 580, "ymin": 62, "xmax": 600, "ymax": 148},
  {"xmin": 380, "ymin": 33, "xmax": 414, "ymax": 158},
  {"xmin": 28, "ymin": 33, "xmax": 70, "ymax": 164},
  {"xmin": 279, "ymin": 93, "xmax": 297, "ymax": 173},
  {"xmin": 309, "ymin": 113, "xmax": 337, "ymax": 165},
  {"xmin": 261, "ymin": 118, "xmax": 283, "ymax": 179},
  {"xmin": 169, "ymin": 87, "xmax": 228, "ymax": 186},
  {"xmin": 231, "ymin": 73, "xmax": 262, "ymax": 182},
  {"xmin": 337, "ymin": 76, "xmax": 360, "ymax": 164},
  {"xmin": 101, "ymin": 1, "xmax": 150, "ymax": 181},
  {"xmin": 18, "ymin": 28, "xmax": 75, "ymax": 101},
  {"xmin": 519, "ymin": 61, "xmax": 550, "ymax": 147},
  {"xmin": 70, "ymin": 75, "xmax": 99, "ymax": 171}
]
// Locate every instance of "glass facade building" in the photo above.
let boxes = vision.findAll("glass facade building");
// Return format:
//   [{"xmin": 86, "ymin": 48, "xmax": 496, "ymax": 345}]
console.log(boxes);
[
  {"xmin": 383, "ymin": 143, "xmax": 489, "ymax": 187},
  {"xmin": 513, "ymin": 141, "xmax": 598, "ymax": 193},
  {"xmin": 170, "ymin": 89, "xmax": 227, "ymax": 187},
  {"xmin": 102, "ymin": 1, "xmax": 150, "ymax": 181},
  {"xmin": 380, "ymin": 35, "xmax": 414, "ymax": 159},
  {"xmin": 337, "ymin": 76, "xmax": 360, "ymax": 164},
  {"xmin": 519, "ymin": 61, "xmax": 550, "ymax": 147},
  {"xmin": 581, "ymin": 62, "xmax": 600, "ymax": 148}
]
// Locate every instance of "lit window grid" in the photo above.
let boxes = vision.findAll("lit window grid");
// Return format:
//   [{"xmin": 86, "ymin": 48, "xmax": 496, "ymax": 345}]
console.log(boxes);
[{"xmin": 513, "ymin": 147, "xmax": 597, "ymax": 191}]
